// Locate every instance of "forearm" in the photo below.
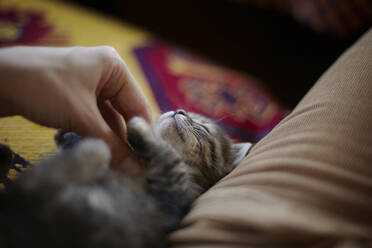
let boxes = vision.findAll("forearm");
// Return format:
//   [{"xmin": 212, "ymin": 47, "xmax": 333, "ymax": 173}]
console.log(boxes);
[
  {"xmin": 0, "ymin": 46, "xmax": 63, "ymax": 118},
  {"xmin": 0, "ymin": 45, "xmax": 151, "ymax": 166}
]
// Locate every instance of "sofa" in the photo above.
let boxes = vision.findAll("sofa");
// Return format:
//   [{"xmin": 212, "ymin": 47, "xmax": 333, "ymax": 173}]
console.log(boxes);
[{"xmin": 170, "ymin": 28, "xmax": 372, "ymax": 248}]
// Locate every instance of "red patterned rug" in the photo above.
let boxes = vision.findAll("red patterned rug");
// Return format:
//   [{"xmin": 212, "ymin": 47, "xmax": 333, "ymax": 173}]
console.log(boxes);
[
  {"xmin": 134, "ymin": 42, "xmax": 287, "ymax": 142},
  {"xmin": 0, "ymin": 8, "xmax": 68, "ymax": 47}
]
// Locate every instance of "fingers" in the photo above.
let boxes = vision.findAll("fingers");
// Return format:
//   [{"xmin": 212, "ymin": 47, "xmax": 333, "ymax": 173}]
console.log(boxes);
[
  {"xmin": 98, "ymin": 100, "xmax": 126, "ymax": 141},
  {"xmin": 87, "ymin": 47, "xmax": 152, "ymax": 171},
  {"xmin": 98, "ymin": 48, "xmax": 152, "ymax": 124},
  {"xmin": 74, "ymin": 107, "xmax": 144, "ymax": 173},
  {"xmin": 110, "ymin": 65, "xmax": 152, "ymax": 124},
  {"xmin": 91, "ymin": 119, "xmax": 144, "ymax": 173},
  {"xmin": 97, "ymin": 100, "xmax": 145, "ymax": 173},
  {"xmin": 71, "ymin": 99, "xmax": 132, "ymax": 167}
]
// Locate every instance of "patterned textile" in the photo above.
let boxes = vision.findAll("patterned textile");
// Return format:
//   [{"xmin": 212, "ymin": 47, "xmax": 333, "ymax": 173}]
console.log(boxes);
[
  {"xmin": 134, "ymin": 43, "xmax": 286, "ymax": 142},
  {"xmin": 0, "ymin": 8, "xmax": 68, "ymax": 47},
  {"xmin": 0, "ymin": 149, "xmax": 32, "ymax": 191}
]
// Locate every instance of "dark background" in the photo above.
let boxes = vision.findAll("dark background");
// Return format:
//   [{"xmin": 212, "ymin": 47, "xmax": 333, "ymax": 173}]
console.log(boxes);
[{"xmin": 68, "ymin": 0, "xmax": 367, "ymax": 108}]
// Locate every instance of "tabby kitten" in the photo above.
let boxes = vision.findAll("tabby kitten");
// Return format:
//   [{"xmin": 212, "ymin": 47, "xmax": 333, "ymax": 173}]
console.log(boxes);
[{"xmin": 0, "ymin": 110, "xmax": 251, "ymax": 248}]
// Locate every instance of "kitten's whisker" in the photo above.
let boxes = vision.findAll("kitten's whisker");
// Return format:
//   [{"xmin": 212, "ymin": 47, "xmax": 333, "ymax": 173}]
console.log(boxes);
[{"xmin": 215, "ymin": 115, "xmax": 231, "ymax": 123}]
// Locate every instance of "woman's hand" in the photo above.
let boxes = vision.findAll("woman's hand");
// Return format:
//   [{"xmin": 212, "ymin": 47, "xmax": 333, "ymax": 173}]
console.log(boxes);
[{"xmin": 0, "ymin": 46, "xmax": 152, "ymax": 171}]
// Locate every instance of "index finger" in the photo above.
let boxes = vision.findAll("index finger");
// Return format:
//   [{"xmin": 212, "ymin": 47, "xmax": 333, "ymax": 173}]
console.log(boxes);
[{"xmin": 108, "ymin": 55, "xmax": 152, "ymax": 124}]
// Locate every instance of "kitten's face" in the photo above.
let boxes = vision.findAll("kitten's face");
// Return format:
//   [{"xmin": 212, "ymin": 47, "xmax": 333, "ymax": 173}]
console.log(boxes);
[{"xmin": 155, "ymin": 110, "xmax": 234, "ymax": 187}]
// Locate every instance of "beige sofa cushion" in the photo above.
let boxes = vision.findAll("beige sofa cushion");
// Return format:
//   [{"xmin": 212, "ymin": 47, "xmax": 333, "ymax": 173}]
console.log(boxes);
[{"xmin": 170, "ymin": 28, "xmax": 372, "ymax": 248}]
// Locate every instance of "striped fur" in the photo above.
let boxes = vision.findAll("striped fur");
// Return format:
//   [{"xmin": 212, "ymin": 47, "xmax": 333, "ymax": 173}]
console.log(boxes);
[
  {"xmin": 154, "ymin": 111, "xmax": 236, "ymax": 190},
  {"xmin": 0, "ymin": 110, "xmax": 243, "ymax": 248}
]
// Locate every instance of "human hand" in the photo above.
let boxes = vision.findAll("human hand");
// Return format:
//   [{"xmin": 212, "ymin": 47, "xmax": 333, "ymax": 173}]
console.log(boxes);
[{"xmin": 0, "ymin": 46, "xmax": 152, "ymax": 171}]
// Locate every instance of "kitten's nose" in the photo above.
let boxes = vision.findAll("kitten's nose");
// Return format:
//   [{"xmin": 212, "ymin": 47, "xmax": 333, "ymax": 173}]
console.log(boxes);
[{"xmin": 175, "ymin": 109, "xmax": 187, "ymax": 116}]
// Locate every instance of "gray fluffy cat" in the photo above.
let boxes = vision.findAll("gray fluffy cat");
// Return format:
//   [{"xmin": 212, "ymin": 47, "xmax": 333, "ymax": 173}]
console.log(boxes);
[{"xmin": 0, "ymin": 110, "xmax": 250, "ymax": 248}]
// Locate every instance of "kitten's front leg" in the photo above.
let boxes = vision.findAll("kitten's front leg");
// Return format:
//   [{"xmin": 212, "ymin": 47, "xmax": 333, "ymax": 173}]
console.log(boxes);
[
  {"xmin": 126, "ymin": 116, "xmax": 157, "ymax": 160},
  {"xmin": 127, "ymin": 117, "xmax": 202, "ymax": 209},
  {"xmin": 19, "ymin": 139, "xmax": 110, "ymax": 191}
]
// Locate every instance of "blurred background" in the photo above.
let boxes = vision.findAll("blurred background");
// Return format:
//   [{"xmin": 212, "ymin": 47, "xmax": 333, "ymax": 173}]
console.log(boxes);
[
  {"xmin": 68, "ymin": 0, "xmax": 371, "ymax": 107},
  {"xmin": 0, "ymin": 0, "xmax": 370, "ymax": 175}
]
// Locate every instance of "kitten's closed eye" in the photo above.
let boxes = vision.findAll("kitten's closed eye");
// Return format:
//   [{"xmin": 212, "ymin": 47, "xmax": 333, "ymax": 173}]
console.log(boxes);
[
  {"xmin": 154, "ymin": 110, "xmax": 215, "ymax": 145},
  {"xmin": 154, "ymin": 110, "xmax": 251, "ymax": 189}
]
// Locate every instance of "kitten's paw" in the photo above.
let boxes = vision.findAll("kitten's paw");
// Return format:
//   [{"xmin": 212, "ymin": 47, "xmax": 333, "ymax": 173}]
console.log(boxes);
[
  {"xmin": 127, "ymin": 117, "xmax": 153, "ymax": 137},
  {"xmin": 127, "ymin": 117, "xmax": 154, "ymax": 154},
  {"xmin": 63, "ymin": 139, "xmax": 111, "ymax": 183},
  {"xmin": 74, "ymin": 139, "xmax": 111, "ymax": 171},
  {"xmin": 55, "ymin": 130, "xmax": 82, "ymax": 150},
  {"xmin": 27, "ymin": 139, "xmax": 110, "ymax": 188}
]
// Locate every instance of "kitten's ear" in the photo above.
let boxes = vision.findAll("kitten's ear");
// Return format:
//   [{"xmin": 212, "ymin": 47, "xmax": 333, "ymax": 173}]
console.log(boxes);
[{"xmin": 232, "ymin": 142, "xmax": 253, "ymax": 165}]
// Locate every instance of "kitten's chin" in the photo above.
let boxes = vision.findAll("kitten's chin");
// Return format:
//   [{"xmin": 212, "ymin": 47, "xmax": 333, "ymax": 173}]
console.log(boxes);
[
  {"xmin": 155, "ymin": 112, "xmax": 185, "ymax": 146},
  {"xmin": 155, "ymin": 113, "xmax": 176, "ymax": 137}
]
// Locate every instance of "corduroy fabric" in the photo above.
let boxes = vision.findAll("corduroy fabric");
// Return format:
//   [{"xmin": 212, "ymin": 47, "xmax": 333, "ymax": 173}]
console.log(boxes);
[{"xmin": 170, "ymin": 28, "xmax": 372, "ymax": 248}]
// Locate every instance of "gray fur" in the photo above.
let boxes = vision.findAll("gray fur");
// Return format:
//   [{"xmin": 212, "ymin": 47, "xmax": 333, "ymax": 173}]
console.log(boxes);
[{"xmin": 0, "ymin": 110, "xmax": 246, "ymax": 248}]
